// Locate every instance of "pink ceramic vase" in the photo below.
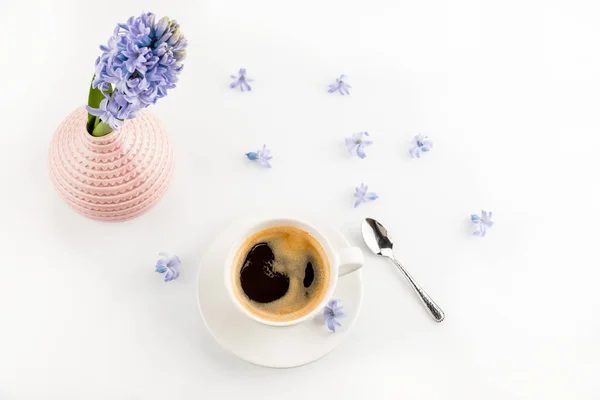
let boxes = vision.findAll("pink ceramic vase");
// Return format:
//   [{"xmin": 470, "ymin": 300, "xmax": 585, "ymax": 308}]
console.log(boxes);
[{"xmin": 48, "ymin": 107, "xmax": 174, "ymax": 222}]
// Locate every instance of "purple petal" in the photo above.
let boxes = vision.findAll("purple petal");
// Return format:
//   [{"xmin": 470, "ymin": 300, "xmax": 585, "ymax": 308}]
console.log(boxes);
[
  {"xmin": 335, "ymin": 310, "xmax": 348, "ymax": 319},
  {"xmin": 241, "ymin": 80, "xmax": 252, "ymax": 92},
  {"xmin": 354, "ymin": 199, "xmax": 363, "ymax": 208},
  {"xmin": 327, "ymin": 320, "xmax": 337, "ymax": 332},
  {"xmin": 167, "ymin": 256, "xmax": 181, "ymax": 268},
  {"xmin": 164, "ymin": 266, "xmax": 180, "ymax": 282},
  {"xmin": 348, "ymin": 143, "xmax": 360, "ymax": 156},
  {"xmin": 356, "ymin": 145, "xmax": 367, "ymax": 159},
  {"xmin": 85, "ymin": 105, "xmax": 104, "ymax": 118}
]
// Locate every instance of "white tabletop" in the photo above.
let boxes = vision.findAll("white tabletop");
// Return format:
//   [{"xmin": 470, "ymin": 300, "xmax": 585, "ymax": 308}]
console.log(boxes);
[{"xmin": 1, "ymin": 0, "xmax": 599, "ymax": 398}]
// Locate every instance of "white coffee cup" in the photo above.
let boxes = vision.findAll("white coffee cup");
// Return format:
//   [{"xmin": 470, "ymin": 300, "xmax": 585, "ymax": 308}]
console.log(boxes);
[{"xmin": 224, "ymin": 217, "xmax": 364, "ymax": 327}]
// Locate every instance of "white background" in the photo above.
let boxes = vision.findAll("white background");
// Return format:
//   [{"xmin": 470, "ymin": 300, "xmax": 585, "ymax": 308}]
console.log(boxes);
[{"xmin": 1, "ymin": 0, "xmax": 599, "ymax": 398}]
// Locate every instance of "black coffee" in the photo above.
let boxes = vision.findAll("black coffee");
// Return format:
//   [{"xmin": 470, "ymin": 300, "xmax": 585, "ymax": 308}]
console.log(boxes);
[{"xmin": 232, "ymin": 226, "xmax": 330, "ymax": 322}]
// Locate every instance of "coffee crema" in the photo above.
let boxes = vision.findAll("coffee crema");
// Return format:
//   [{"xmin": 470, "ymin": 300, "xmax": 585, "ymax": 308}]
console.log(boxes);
[{"xmin": 232, "ymin": 226, "xmax": 330, "ymax": 322}]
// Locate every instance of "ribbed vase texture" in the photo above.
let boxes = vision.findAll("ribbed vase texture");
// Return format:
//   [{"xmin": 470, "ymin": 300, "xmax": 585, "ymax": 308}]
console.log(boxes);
[{"xmin": 48, "ymin": 107, "xmax": 173, "ymax": 222}]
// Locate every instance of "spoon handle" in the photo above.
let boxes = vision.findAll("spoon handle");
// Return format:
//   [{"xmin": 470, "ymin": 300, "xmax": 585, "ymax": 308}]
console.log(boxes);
[{"xmin": 389, "ymin": 256, "xmax": 445, "ymax": 322}]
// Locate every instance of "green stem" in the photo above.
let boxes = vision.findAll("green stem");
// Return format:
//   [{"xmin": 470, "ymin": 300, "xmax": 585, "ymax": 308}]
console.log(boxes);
[{"xmin": 91, "ymin": 122, "xmax": 113, "ymax": 137}]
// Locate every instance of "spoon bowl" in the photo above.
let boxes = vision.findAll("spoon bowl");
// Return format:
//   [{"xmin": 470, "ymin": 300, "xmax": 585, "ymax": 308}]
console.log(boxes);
[{"xmin": 361, "ymin": 218, "xmax": 445, "ymax": 322}]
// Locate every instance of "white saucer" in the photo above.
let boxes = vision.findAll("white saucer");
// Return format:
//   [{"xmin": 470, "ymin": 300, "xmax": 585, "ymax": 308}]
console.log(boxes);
[{"xmin": 196, "ymin": 219, "xmax": 363, "ymax": 368}]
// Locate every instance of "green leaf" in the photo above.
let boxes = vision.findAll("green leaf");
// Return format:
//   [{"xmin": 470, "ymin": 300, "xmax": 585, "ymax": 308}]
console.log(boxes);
[{"xmin": 91, "ymin": 122, "xmax": 113, "ymax": 137}]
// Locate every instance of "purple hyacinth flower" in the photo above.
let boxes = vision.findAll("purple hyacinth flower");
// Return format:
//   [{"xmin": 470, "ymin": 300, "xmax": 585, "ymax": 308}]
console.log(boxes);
[
  {"xmin": 471, "ymin": 210, "xmax": 494, "ymax": 237},
  {"xmin": 86, "ymin": 97, "xmax": 124, "ymax": 130},
  {"xmin": 323, "ymin": 299, "xmax": 347, "ymax": 332},
  {"xmin": 230, "ymin": 68, "xmax": 253, "ymax": 92},
  {"xmin": 328, "ymin": 74, "xmax": 351, "ymax": 95},
  {"xmin": 354, "ymin": 183, "xmax": 378, "ymax": 208},
  {"xmin": 345, "ymin": 132, "xmax": 372, "ymax": 159},
  {"xmin": 88, "ymin": 13, "xmax": 187, "ymax": 134},
  {"xmin": 155, "ymin": 252, "xmax": 181, "ymax": 282},
  {"xmin": 409, "ymin": 134, "xmax": 433, "ymax": 158},
  {"xmin": 123, "ymin": 42, "xmax": 149, "ymax": 73},
  {"xmin": 246, "ymin": 145, "xmax": 272, "ymax": 168}
]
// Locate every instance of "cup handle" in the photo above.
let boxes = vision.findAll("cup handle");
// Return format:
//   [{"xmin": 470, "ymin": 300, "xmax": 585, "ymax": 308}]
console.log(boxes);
[{"xmin": 337, "ymin": 247, "xmax": 364, "ymax": 277}]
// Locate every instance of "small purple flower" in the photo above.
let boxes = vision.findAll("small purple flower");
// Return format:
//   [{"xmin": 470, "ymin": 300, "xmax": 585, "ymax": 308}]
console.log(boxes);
[
  {"xmin": 471, "ymin": 210, "xmax": 494, "ymax": 237},
  {"xmin": 123, "ymin": 42, "xmax": 149, "ymax": 73},
  {"xmin": 354, "ymin": 183, "xmax": 378, "ymax": 208},
  {"xmin": 345, "ymin": 132, "xmax": 372, "ymax": 159},
  {"xmin": 328, "ymin": 74, "xmax": 351, "ymax": 95},
  {"xmin": 230, "ymin": 68, "xmax": 253, "ymax": 92},
  {"xmin": 323, "ymin": 299, "xmax": 347, "ymax": 332},
  {"xmin": 86, "ymin": 97, "xmax": 124, "ymax": 130},
  {"xmin": 246, "ymin": 145, "xmax": 272, "ymax": 168},
  {"xmin": 409, "ymin": 134, "xmax": 433, "ymax": 158},
  {"xmin": 155, "ymin": 252, "xmax": 181, "ymax": 282}
]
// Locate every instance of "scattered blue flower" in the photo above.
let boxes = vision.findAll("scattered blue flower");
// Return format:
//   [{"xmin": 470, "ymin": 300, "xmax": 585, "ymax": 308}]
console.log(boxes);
[
  {"xmin": 230, "ymin": 68, "xmax": 253, "ymax": 92},
  {"xmin": 345, "ymin": 132, "xmax": 372, "ymax": 159},
  {"xmin": 88, "ymin": 12, "xmax": 187, "ymax": 130},
  {"xmin": 409, "ymin": 134, "xmax": 433, "ymax": 158},
  {"xmin": 324, "ymin": 299, "xmax": 347, "ymax": 332},
  {"xmin": 155, "ymin": 252, "xmax": 181, "ymax": 282},
  {"xmin": 328, "ymin": 74, "xmax": 351, "ymax": 95},
  {"xmin": 354, "ymin": 183, "xmax": 378, "ymax": 208},
  {"xmin": 471, "ymin": 210, "xmax": 494, "ymax": 237},
  {"xmin": 246, "ymin": 145, "xmax": 272, "ymax": 168}
]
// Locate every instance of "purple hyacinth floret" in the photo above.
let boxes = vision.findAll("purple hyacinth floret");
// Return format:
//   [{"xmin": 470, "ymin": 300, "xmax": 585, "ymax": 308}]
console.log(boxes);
[
  {"xmin": 155, "ymin": 252, "xmax": 181, "ymax": 282},
  {"xmin": 86, "ymin": 97, "xmax": 125, "ymax": 130},
  {"xmin": 323, "ymin": 299, "xmax": 347, "ymax": 332},
  {"xmin": 230, "ymin": 68, "xmax": 253, "ymax": 92},
  {"xmin": 409, "ymin": 134, "xmax": 433, "ymax": 158},
  {"xmin": 328, "ymin": 74, "xmax": 351, "ymax": 95},
  {"xmin": 471, "ymin": 210, "xmax": 494, "ymax": 237},
  {"xmin": 345, "ymin": 132, "xmax": 372, "ymax": 159},
  {"xmin": 354, "ymin": 183, "xmax": 378, "ymax": 208},
  {"xmin": 87, "ymin": 12, "xmax": 187, "ymax": 130},
  {"xmin": 246, "ymin": 145, "xmax": 272, "ymax": 168}
]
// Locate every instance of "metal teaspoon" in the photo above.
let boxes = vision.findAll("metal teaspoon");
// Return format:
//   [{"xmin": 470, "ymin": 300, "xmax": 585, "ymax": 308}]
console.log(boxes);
[{"xmin": 361, "ymin": 218, "xmax": 445, "ymax": 322}]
